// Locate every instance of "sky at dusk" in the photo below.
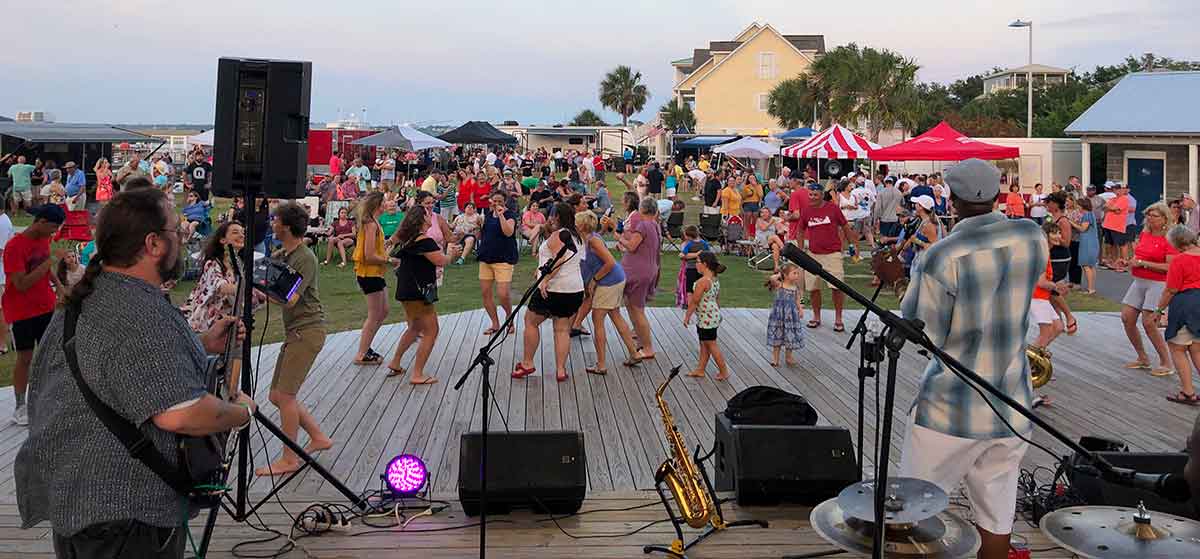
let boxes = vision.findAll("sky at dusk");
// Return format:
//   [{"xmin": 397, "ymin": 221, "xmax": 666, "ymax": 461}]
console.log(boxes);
[{"xmin": 2, "ymin": 0, "xmax": 1196, "ymax": 126}]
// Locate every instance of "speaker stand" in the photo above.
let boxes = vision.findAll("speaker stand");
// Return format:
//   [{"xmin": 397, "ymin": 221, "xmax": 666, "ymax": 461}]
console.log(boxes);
[{"xmin": 644, "ymin": 445, "xmax": 768, "ymax": 558}]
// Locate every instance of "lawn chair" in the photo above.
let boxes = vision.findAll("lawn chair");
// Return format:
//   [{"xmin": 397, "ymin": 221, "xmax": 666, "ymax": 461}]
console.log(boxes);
[
  {"xmin": 54, "ymin": 209, "xmax": 92, "ymax": 242},
  {"xmin": 746, "ymin": 236, "xmax": 775, "ymax": 270},
  {"xmin": 698, "ymin": 213, "xmax": 723, "ymax": 247},
  {"xmin": 662, "ymin": 211, "xmax": 685, "ymax": 252},
  {"xmin": 724, "ymin": 216, "xmax": 755, "ymax": 257}
]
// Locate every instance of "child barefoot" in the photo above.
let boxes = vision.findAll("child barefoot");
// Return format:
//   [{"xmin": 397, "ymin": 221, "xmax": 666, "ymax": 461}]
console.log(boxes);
[
  {"xmin": 684, "ymin": 252, "xmax": 730, "ymax": 380},
  {"xmin": 767, "ymin": 263, "xmax": 805, "ymax": 367}
]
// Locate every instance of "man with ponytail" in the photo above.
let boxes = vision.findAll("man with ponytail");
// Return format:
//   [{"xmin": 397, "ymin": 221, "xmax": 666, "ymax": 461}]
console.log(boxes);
[{"xmin": 16, "ymin": 187, "xmax": 256, "ymax": 558}]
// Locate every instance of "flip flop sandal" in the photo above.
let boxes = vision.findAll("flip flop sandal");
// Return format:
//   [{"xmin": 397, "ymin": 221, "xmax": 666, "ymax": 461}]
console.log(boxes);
[
  {"xmin": 354, "ymin": 352, "xmax": 383, "ymax": 365},
  {"xmin": 1166, "ymin": 391, "xmax": 1200, "ymax": 405},
  {"xmin": 1124, "ymin": 361, "xmax": 1151, "ymax": 370},
  {"xmin": 585, "ymin": 366, "xmax": 608, "ymax": 375},
  {"xmin": 410, "ymin": 377, "xmax": 439, "ymax": 385},
  {"xmin": 556, "ymin": 371, "xmax": 569, "ymax": 382},
  {"xmin": 512, "ymin": 364, "xmax": 536, "ymax": 379},
  {"xmin": 806, "ymin": 320, "xmax": 821, "ymax": 329},
  {"xmin": 483, "ymin": 327, "xmax": 499, "ymax": 336},
  {"xmin": 386, "ymin": 366, "xmax": 406, "ymax": 377},
  {"xmin": 1065, "ymin": 320, "xmax": 1078, "ymax": 336},
  {"xmin": 622, "ymin": 356, "xmax": 643, "ymax": 367},
  {"xmin": 833, "ymin": 323, "xmax": 845, "ymax": 333},
  {"xmin": 1150, "ymin": 367, "xmax": 1175, "ymax": 377}
]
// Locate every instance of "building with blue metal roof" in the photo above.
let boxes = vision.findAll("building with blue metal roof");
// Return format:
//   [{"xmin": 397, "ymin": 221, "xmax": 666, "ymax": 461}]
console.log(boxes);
[{"xmin": 1066, "ymin": 71, "xmax": 1200, "ymax": 206}]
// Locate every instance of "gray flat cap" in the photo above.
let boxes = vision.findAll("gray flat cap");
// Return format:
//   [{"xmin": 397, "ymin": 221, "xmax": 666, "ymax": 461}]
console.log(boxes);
[{"xmin": 944, "ymin": 158, "xmax": 1001, "ymax": 203}]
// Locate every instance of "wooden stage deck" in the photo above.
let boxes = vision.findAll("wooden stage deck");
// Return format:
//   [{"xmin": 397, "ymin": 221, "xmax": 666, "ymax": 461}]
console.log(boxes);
[{"xmin": 0, "ymin": 308, "xmax": 1192, "ymax": 557}]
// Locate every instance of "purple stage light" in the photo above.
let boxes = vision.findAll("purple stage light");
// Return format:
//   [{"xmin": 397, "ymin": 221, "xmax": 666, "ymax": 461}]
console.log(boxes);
[{"xmin": 384, "ymin": 454, "xmax": 427, "ymax": 496}]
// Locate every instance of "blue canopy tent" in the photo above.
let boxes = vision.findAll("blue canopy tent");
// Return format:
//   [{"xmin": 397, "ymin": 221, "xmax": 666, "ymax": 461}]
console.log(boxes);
[
  {"xmin": 775, "ymin": 127, "xmax": 814, "ymax": 141},
  {"xmin": 676, "ymin": 136, "xmax": 737, "ymax": 148}
]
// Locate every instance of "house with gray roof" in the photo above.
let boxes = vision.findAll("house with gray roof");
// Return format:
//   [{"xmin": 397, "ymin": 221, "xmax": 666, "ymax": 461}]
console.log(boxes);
[{"xmin": 1066, "ymin": 71, "xmax": 1200, "ymax": 207}]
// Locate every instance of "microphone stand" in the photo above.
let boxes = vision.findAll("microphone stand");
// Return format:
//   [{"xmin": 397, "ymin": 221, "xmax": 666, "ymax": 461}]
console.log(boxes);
[
  {"xmin": 454, "ymin": 239, "xmax": 572, "ymax": 559},
  {"xmin": 844, "ymin": 284, "xmax": 884, "ymax": 473},
  {"xmin": 780, "ymin": 246, "xmax": 1119, "ymax": 559}
]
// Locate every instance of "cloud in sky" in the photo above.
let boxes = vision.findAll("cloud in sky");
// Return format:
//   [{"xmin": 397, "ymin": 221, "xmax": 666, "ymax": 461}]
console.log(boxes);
[{"xmin": 1, "ymin": 0, "xmax": 1196, "ymax": 125}]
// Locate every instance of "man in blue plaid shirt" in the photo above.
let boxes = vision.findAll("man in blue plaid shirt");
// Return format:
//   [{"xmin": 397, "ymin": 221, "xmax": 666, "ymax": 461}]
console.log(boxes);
[{"xmin": 899, "ymin": 158, "xmax": 1048, "ymax": 559}]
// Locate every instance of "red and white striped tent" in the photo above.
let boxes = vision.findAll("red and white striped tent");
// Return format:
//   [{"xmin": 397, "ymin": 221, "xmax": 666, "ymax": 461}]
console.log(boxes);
[{"xmin": 780, "ymin": 124, "xmax": 879, "ymax": 159}]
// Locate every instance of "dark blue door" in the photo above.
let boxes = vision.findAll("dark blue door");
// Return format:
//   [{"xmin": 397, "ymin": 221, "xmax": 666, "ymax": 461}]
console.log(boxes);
[{"xmin": 1127, "ymin": 158, "xmax": 1164, "ymax": 228}]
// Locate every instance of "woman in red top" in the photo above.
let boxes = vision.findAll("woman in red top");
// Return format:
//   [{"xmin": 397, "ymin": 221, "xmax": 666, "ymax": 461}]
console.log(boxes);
[
  {"xmin": 456, "ymin": 169, "xmax": 477, "ymax": 211},
  {"xmin": 1120, "ymin": 203, "xmax": 1177, "ymax": 376},
  {"xmin": 1156, "ymin": 225, "xmax": 1200, "ymax": 404}
]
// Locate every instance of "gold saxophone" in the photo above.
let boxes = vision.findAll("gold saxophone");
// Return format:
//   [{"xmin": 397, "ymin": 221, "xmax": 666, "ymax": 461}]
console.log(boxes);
[
  {"xmin": 655, "ymin": 366, "xmax": 723, "ymax": 530},
  {"xmin": 1027, "ymin": 345, "xmax": 1053, "ymax": 389}
]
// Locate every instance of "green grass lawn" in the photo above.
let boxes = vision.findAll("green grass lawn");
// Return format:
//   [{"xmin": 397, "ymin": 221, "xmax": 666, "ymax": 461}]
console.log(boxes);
[{"xmin": 0, "ymin": 181, "xmax": 1119, "ymax": 385}]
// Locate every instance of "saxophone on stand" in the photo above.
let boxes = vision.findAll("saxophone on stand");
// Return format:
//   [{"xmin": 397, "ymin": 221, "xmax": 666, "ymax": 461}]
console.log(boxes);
[{"xmin": 643, "ymin": 365, "xmax": 767, "ymax": 558}]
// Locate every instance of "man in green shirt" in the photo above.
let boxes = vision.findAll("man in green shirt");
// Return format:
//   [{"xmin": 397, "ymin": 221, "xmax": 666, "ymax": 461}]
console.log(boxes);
[
  {"xmin": 256, "ymin": 202, "xmax": 331, "ymax": 476},
  {"xmin": 6, "ymin": 155, "xmax": 36, "ymax": 211},
  {"xmin": 437, "ymin": 176, "xmax": 457, "ymax": 221},
  {"xmin": 347, "ymin": 157, "xmax": 373, "ymax": 193}
]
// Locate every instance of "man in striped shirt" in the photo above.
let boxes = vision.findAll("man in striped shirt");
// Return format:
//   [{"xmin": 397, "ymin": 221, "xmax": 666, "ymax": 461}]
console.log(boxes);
[{"xmin": 898, "ymin": 158, "xmax": 1048, "ymax": 559}]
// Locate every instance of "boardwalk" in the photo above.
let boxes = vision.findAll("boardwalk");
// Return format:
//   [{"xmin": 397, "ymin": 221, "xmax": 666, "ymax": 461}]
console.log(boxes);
[{"xmin": 0, "ymin": 308, "xmax": 1191, "ymax": 557}]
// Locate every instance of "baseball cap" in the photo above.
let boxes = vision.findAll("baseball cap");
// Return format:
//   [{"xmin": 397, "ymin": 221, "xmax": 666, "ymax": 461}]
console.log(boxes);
[
  {"xmin": 807, "ymin": 182, "xmax": 825, "ymax": 191},
  {"xmin": 1103, "ymin": 180, "xmax": 1115, "ymax": 188},
  {"xmin": 912, "ymin": 195, "xmax": 935, "ymax": 211},
  {"xmin": 28, "ymin": 204, "xmax": 66, "ymax": 224},
  {"xmin": 1086, "ymin": 184, "xmax": 1097, "ymax": 191},
  {"xmin": 845, "ymin": 171, "xmax": 856, "ymax": 178},
  {"xmin": 64, "ymin": 161, "xmax": 77, "ymax": 168},
  {"xmin": 883, "ymin": 176, "xmax": 895, "ymax": 184},
  {"xmin": 943, "ymin": 158, "xmax": 1001, "ymax": 203},
  {"xmin": 1112, "ymin": 180, "xmax": 1125, "ymax": 188}
]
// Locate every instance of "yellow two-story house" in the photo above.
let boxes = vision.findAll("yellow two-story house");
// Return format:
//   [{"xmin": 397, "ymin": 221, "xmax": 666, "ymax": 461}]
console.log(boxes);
[{"xmin": 671, "ymin": 23, "xmax": 824, "ymax": 137}]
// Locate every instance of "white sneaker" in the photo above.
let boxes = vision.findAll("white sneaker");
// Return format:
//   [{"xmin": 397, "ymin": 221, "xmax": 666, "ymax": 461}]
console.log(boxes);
[{"xmin": 12, "ymin": 404, "xmax": 27, "ymax": 426}]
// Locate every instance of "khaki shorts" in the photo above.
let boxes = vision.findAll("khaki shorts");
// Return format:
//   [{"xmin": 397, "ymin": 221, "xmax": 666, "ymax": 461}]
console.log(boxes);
[
  {"xmin": 12, "ymin": 190, "xmax": 33, "ymax": 205},
  {"xmin": 1169, "ymin": 327, "xmax": 1197, "ymax": 345},
  {"xmin": 272, "ymin": 327, "xmax": 325, "ymax": 394},
  {"xmin": 401, "ymin": 300, "xmax": 436, "ymax": 320},
  {"xmin": 591, "ymin": 281, "xmax": 625, "ymax": 310},
  {"xmin": 802, "ymin": 251, "xmax": 844, "ymax": 292},
  {"xmin": 479, "ymin": 262, "xmax": 514, "ymax": 282}
]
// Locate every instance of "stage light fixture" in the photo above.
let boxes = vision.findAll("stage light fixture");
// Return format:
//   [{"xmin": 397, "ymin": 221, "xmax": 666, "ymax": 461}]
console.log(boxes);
[{"xmin": 384, "ymin": 454, "xmax": 428, "ymax": 496}]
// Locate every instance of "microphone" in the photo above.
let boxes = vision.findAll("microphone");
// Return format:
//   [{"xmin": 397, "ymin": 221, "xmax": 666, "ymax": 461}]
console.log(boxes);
[
  {"xmin": 1074, "ymin": 464, "xmax": 1193, "ymax": 503},
  {"xmin": 537, "ymin": 235, "xmax": 573, "ymax": 276}
]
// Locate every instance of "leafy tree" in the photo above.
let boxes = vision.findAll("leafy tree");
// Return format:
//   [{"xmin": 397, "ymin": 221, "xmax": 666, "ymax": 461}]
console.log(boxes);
[
  {"xmin": 599, "ymin": 65, "xmax": 649, "ymax": 127},
  {"xmin": 659, "ymin": 99, "xmax": 696, "ymax": 132},
  {"xmin": 766, "ymin": 76, "xmax": 822, "ymax": 129},
  {"xmin": 569, "ymin": 109, "xmax": 607, "ymax": 127},
  {"xmin": 947, "ymin": 73, "xmax": 988, "ymax": 108},
  {"xmin": 800, "ymin": 44, "xmax": 919, "ymax": 142}
]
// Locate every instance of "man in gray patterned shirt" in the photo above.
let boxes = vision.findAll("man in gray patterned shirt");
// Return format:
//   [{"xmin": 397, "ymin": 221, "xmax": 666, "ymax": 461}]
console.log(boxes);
[{"xmin": 16, "ymin": 188, "xmax": 256, "ymax": 559}]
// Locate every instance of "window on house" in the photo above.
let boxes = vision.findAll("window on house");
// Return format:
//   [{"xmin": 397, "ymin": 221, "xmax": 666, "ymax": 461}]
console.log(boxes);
[
  {"xmin": 757, "ymin": 93, "xmax": 769, "ymax": 112},
  {"xmin": 758, "ymin": 52, "xmax": 776, "ymax": 79},
  {"xmin": 568, "ymin": 137, "xmax": 584, "ymax": 145}
]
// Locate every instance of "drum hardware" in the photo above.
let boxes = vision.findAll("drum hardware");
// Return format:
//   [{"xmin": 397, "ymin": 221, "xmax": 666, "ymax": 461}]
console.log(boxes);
[{"xmin": 1039, "ymin": 502, "xmax": 1200, "ymax": 558}]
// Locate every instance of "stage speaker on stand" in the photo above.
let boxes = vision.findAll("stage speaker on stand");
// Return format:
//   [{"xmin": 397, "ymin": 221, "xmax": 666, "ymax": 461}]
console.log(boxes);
[
  {"xmin": 211, "ymin": 57, "xmax": 310, "ymax": 199},
  {"xmin": 714, "ymin": 414, "xmax": 859, "ymax": 506},
  {"xmin": 458, "ymin": 431, "xmax": 586, "ymax": 517}
]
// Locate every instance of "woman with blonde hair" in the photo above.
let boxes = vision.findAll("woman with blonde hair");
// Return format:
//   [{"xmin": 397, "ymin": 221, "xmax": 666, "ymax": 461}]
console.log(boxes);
[
  {"xmin": 1119, "ymin": 202, "xmax": 1178, "ymax": 376},
  {"xmin": 575, "ymin": 211, "xmax": 640, "ymax": 374},
  {"xmin": 352, "ymin": 192, "xmax": 398, "ymax": 365}
]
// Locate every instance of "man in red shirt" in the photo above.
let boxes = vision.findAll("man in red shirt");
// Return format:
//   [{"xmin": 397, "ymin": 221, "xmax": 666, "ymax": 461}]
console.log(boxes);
[
  {"xmin": 3, "ymin": 205, "xmax": 65, "ymax": 426},
  {"xmin": 796, "ymin": 182, "xmax": 856, "ymax": 332},
  {"xmin": 329, "ymin": 150, "xmax": 343, "ymax": 177},
  {"xmin": 786, "ymin": 176, "xmax": 810, "ymax": 241}
]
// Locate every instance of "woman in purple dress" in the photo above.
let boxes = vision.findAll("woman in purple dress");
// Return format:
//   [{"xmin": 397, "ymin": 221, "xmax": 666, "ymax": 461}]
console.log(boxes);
[{"xmin": 619, "ymin": 196, "xmax": 662, "ymax": 362}]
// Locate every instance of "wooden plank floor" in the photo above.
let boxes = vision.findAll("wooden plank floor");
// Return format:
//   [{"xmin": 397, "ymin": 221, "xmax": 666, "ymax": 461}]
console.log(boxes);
[{"xmin": 0, "ymin": 308, "xmax": 1193, "ymax": 557}]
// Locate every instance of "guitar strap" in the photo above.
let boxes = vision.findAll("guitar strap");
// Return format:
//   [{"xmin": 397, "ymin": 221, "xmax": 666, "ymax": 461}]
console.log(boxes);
[{"xmin": 62, "ymin": 304, "xmax": 195, "ymax": 496}]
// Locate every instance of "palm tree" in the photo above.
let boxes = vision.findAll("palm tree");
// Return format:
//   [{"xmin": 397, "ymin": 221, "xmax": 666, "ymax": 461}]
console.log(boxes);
[
  {"xmin": 804, "ymin": 44, "xmax": 919, "ymax": 142},
  {"xmin": 767, "ymin": 76, "xmax": 822, "ymax": 129},
  {"xmin": 659, "ymin": 99, "xmax": 696, "ymax": 132},
  {"xmin": 599, "ymin": 65, "xmax": 649, "ymax": 127},
  {"xmin": 570, "ymin": 110, "xmax": 607, "ymax": 126}
]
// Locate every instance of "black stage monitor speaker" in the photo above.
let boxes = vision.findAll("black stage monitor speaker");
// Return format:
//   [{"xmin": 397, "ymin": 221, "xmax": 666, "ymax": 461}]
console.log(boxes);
[
  {"xmin": 1068, "ymin": 451, "xmax": 1196, "ymax": 519},
  {"xmin": 714, "ymin": 414, "xmax": 859, "ymax": 506},
  {"xmin": 212, "ymin": 57, "xmax": 310, "ymax": 199},
  {"xmin": 458, "ymin": 431, "xmax": 586, "ymax": 517}
]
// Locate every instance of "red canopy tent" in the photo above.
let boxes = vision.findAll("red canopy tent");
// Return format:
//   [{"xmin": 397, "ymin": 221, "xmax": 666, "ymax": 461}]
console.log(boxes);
[{"xmin": 868, "ymin": 121, "xmax": 1019, "ymax": 161}]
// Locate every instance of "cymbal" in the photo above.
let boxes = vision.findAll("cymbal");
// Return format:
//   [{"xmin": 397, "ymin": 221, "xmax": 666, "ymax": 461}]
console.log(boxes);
[
  {"xmin": 837, "ymin": 477, "xmax": 949, "ymax": 525},
  {"xmin": 1040, "ymin": 505, "xmax": 1200, "ymax": 559},
  {"xmin": 811, "ymin": 497, "xmax": 979, "ymax": 559}
]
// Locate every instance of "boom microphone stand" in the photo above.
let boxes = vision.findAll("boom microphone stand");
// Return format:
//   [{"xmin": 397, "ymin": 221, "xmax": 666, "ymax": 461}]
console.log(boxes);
[
  {"xmin": 454, "ymin": 241, "xmax": 572, "ymax": 559},
  {"xmin": 780, "ymin": 245, "xmax": 1120, "ymax": 559},
  {"xmin": 193, "ymin": 185, "xmax": 368, "ymax": 557}
]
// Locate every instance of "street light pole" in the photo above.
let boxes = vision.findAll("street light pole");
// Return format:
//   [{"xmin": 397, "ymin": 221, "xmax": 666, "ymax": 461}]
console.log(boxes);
[
  {"xmin": 1026, "ymin": 21, "xmax": 1033, "ymax": 137},
  {"xmin": 1009, "ymin": 19, "xmax": 1034, "ymax": 138}
]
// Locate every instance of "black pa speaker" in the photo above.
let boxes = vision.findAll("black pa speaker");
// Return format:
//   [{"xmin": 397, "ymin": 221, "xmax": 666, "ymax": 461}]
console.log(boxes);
[
  {"xmin": 1068, "ymin": 451, "xmax": 1196, "ymax": 519},
  {"xmin": 458, "ymin": 431, "xmax": 586, "ymax": 517},
  {"xmin": 714, "ymin": 414, "xmax": 859, "ymax": 505},
  {"xmin": 212, "ymin": 57, "xmax": 310, "ymax": 199}
]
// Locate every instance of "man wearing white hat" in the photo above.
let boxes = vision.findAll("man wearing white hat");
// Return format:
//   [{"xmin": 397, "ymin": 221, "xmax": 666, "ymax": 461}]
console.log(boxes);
[
  {"xmin": 899, "ymin": 158, "xmax": 1047, "ymax": 559},
  {"xmin": 1101, "ymin": 180, "xmax": 1134, "ymax": 270}
]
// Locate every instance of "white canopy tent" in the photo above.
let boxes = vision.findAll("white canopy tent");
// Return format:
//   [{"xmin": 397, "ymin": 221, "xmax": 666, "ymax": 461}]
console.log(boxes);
[
  {"xmin": 187, "ymin": 129, "xmax": 214, "ymax": 147},
  {"xmin": 711, "ymin": 136, "xmax": 777, "ymax": 159}
]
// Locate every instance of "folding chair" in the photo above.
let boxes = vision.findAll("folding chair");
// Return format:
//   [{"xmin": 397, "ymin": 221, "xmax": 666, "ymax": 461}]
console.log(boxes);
[
  {"xmin": 724, "ymin": 216, "xmax": 755, "ymax": 257},
  {"xmin": 698, "ymin": 213, "xmax": 723, "ymax": 247},
  {"xmin": 747, "ymin": 237, "xmax": 775, "ymax": 270},
  {"xmin": 662, "ymin": 211, "xmax": 685, "ymax": 252}
]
